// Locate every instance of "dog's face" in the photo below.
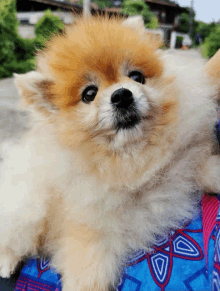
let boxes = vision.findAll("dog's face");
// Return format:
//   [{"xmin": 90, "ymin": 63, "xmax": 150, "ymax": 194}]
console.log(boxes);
[
  {"xmin": 14, "ymin": 16, "xmax": 182, "ymax": 185},
  {"xmin": 15, "ymin": 16, "xmax": 178, "ymax": 149}
]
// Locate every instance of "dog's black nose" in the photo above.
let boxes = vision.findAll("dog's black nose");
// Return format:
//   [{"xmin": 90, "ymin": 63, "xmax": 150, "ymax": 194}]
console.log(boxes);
[{"xmin": 111, "ymin": 88, "xmax": 133, "ymax": 109}]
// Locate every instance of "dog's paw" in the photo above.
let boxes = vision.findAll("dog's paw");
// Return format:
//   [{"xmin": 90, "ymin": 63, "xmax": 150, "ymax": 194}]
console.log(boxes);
[{"xmin": 0, "ymin": 251, "xmax": 19, "ymax": 278}]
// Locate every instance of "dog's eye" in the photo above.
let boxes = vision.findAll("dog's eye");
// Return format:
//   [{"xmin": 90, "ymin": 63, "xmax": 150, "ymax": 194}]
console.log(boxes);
[
  {"xmin": 128, "ymin": 71, "xmax": 145, "ymax": 84},
  {"xmin": 82, "ymin": 86, "xmax": 98, "ymax": 103}
]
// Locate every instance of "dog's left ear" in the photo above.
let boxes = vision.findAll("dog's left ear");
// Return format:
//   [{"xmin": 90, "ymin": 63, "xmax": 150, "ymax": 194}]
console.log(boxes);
[
  {"xmin": 204, "ymin": 49, "xmax": 220, "ymax": 102},
  {"xmin": 14, "ymin": 71, "xmax": 57, "ymax": 116}
]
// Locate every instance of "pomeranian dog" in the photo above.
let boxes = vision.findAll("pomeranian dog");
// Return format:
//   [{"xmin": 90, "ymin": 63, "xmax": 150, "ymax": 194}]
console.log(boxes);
[{"xmin": 0, "ymin": 15, "xmax": 220, "ymax": 291}]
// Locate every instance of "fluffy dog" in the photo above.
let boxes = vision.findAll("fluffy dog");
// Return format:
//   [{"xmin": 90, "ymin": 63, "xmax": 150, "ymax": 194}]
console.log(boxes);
[{"xmin": 0, "ymin": 15, "xmax": 220, "ymax": 291}]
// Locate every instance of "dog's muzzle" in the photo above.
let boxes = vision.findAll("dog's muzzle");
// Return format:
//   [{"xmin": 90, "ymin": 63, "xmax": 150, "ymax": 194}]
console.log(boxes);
[{"xmin": 111, "ymin": 88, "xmax": 141, "ymax": 131}]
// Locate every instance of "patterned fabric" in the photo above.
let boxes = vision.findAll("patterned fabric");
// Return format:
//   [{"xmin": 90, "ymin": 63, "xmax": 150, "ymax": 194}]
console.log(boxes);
[
  {"xmin": 212, "ymin": 196, "xmax": 220, "ymax": 291},
  {"xmin": 14, "ymin": 257, "xmax": 62, "ymax": 291},
  {"xmin": 117, "ymin": 208, "xmax": 215, "ymax": 291},
  {"xmin": 202, "ymin": 194, "xmax": 219, "ymax": 265},
  {"xmin": 15, "ymin": 194, "xmax": 220, "ymax": 291}
]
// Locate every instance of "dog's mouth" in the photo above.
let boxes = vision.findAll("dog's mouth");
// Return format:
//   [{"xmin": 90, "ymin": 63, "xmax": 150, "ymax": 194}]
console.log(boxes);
[
  {"xmin": 110, "ymin": 87, "xmax": 154, "ymax": 132},
  {"xmin": 114, "ymin": 108, "xmax": 153, "ymax": 132},
  {"xmin": 114, "ymin": 107, "xmax": 141, "ymax": 132}
]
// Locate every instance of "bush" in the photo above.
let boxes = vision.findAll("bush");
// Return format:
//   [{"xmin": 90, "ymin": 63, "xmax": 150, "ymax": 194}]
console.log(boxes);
[
  {"xmin": 179, "ymin": 9, "xmax": 197, "ymax": 39},
  {"xmin": 0, "ymin": 0, "xmax": 19, "ymax": 66},
  {"xmin": 204, "ymin": 25, "xmax": 220, "ymax": 58},
  {"xmin": 93, "ymin": 0, "xmax": 112, "ymax": 8},
  {"xmin": 175, "ymin": 36, "xmax": 183, "ymax": 48},
  {"xmin": 0, "ymin": 58, "xmax": 36, "ymax": 79},
  {"xmin": 121, "ymin": 0, "xmax": 158, "ymax": 29},
  {"xmin": 196, "ymin": 21, "xmax": 217, "ymax": 43},
  {"xmin": 179, "ymin": 13, "xmax": 190, "ymax": 33},
  {"xmin": 0, "ymin": 0, "xmax": 38, "ymax": 79},
  {"xmin": 14, "ymin": 37, "xmax": 37, "ymax": 61},
  {"xmin": 0, "ymin": 4, "xmax": 65, "ymax": 80},
  {"xmin": 200, "ymin": 42, "xmax": 209, "ymax": 59},
  {"xmin": 35, "ymin": 9, "xmax": 65, "ymax": 46},
  {"xmin": 146, "ymin": 15, "xmax": 158, "ymax": 29}
]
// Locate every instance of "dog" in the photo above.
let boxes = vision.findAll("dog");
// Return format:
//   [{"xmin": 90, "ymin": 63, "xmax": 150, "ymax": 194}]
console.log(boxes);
[{"xmin": 0, "ymin": 15, "xmax": 220, "ymax": 291}]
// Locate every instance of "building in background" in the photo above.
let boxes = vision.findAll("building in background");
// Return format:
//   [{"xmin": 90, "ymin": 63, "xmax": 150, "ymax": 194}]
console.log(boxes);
[
  {"xmin": 145, "ymin": 0, "xmax": 187, "ymax": 45},
  {"xmin": 16, "ymin": 0, "xmax": 187, "ymax": 45}
]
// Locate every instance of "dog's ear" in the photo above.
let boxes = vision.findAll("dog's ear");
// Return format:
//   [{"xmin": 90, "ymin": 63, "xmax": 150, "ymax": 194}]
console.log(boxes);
[
  {"xmin": 122, "ymin": 15, "xmax": 146, "ymax": 32},
  {"xmin": 122, "ymin": 15, "xmax": 161, "ymax": 49},
  {"xmin": 204, "ymin": 49, "xmax": 220, "ymax": 102},
  {"xmin": 14, "ymin": 71, "xmax": 57, "ymax": 116}
]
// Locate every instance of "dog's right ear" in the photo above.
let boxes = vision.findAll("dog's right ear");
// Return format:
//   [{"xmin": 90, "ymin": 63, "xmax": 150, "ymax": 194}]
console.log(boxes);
[
  {"xmin": 14, "ymin": 71, "xmax": 57, "ymax": 116},
  {"xmin": 121, "ymin": 15, "xmax": 148, "ymax": 38},
  {"xmin": 122, "ymin": 15, "xmax": 145, "ymax": 31},
  {"xmin": 204, "ymin": 49, "xmax": 220, "ymax": 102},
  {"xmin": 122, "ymin": 15, "xmax": 161, "ymax": 49}
]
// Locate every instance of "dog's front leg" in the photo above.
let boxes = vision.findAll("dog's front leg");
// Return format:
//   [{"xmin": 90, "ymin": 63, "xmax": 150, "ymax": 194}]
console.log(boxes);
[{"xmin": 52, "ymin": 221, "xmax": 121, "ymax": 291}]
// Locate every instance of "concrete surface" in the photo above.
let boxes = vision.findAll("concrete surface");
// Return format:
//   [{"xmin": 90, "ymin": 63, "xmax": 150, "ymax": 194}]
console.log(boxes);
[{"xmin": 0, "ymin": 77, "xmax": 31, "ymax": 147}]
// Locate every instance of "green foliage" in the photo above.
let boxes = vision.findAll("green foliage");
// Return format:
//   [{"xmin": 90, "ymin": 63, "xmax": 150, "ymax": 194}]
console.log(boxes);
[
  {"xmin": 79, "ymin": 0, "xmax": 112, "ymax": 8},
  {"xmin": 179, "ymin": 12, "xmax": 190, "ymax": 33},
  {"xmin": 204, "ymin": 25, "xmax": 220, "ymax": 58},
  {"xmin": 0, "ymin": 0, "xmax": 35, "ymax": 79},
  {"xmin": 146, "ymin": 15, "xmax": 158, "ymax": 29},
  {"xmin": 35, "ymin": 9, "xmax": 65, "ymax": 45},
  {"xmin": 179, "ymin": 9, "xmax": 197, "ymax": 39},
  {"xmin": 175, "ymin": 36, "xmax": 183, "ymax": 48},
  {"xmin": 196, "ymin": 21, "xmax": 216, "ymax": 42},
  {"xmin": 121, "ymin": 0, "xmax": 150, "ymax": 20},
  {"xmin": 93, "ymin": 0, "xmax": 112, "ymax": 8},
  {"xmin": 14, "ymin": 37, "xmax": 37, "ymax": 61},
  {"xmin": 200, "ymin": 42, "xmax": 209, "ymax": 58},
  {"xmin": 0, "ymin": 0, "xmax": 19, "ymax": 36},
  {"xmin": 0, "ymin": 4, "xmax": 67, "ymax": 79},
  {"xmin": 0, "ymin": 0, "xmax": 19, "ymax": 65},
  {"xmin": 121, "ymin": 0, "xmax": 157, "ymax": 27},
  {"xmin": 0, "ymin": 58, "xmax": 36, "ymax": 79}
]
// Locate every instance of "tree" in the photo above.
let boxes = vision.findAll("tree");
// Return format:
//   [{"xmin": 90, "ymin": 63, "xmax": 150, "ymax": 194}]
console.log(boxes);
[
  {"xmin": 0, "ymin": 0, "xmax": 36, "ymax": 79},
  {"xmin": 179, "ymin": 13, "xmax": 190, "ymax": 33},
  {"xmin": 204, "ymin": 24, "xmax": 220, "ymax": 58},
  {"xmin": 121, "ymin": 0, "xmax": 158, "ymax": 29},
  {"xmin": 93, "ymin": 0, "xmax": 113, "ymax": 8},
  {"xmin": 0, "ymin": 0, "xmax": 19, "ymax": 66},
  {"xmin": 78, "ymin": 0, "xmax": 113, "ymax": 9},
  {"xmin": 179, "ymin": 8, "xmax": 197, "ymax": 39},
  {"xmin": 35, "ymin": 9, "xmax": 65, "ymax": 43},
  {"xmin": 196, "ymin": 21, "xmax": 216, "ymax": 42}
]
